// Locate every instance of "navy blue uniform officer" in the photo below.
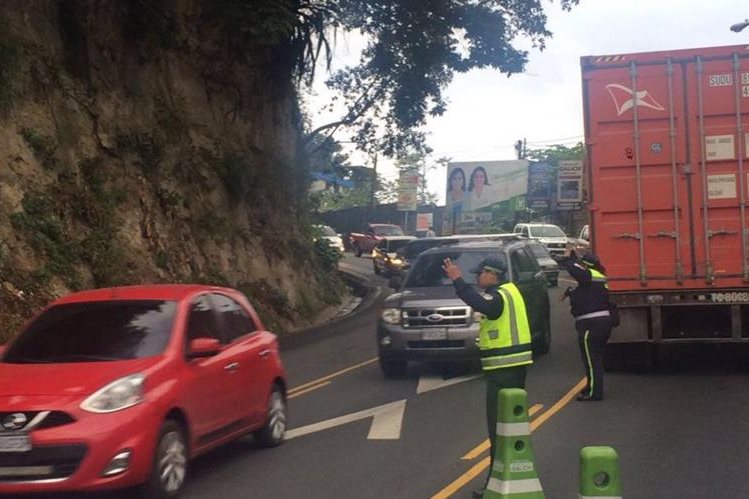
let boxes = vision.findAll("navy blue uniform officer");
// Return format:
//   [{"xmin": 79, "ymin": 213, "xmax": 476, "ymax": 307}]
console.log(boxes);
[
  {"xmin": 442, "ymin": 256, "xmax": 533, "ymax": 498},
  {"xmin": 557, "ymin": 252, "xmax": 613, "ymax": 401}
]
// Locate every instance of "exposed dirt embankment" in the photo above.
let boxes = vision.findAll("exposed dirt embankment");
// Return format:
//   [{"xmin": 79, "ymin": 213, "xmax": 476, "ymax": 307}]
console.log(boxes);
[{"xmin": 0, "ymin": 0, "xmax": 344, "ymax": 341}]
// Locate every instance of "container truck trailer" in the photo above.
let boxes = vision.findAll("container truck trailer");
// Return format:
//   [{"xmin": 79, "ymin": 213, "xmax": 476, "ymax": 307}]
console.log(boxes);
[{"xmin": 581, "ymin": 44, "xmax": 749, "ymax": 366}]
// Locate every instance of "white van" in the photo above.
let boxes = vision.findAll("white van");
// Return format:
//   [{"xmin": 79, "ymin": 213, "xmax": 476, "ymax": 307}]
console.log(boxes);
[{"xmin": 513, "ymin": 223, "xmax": 568, "ymax": 258}]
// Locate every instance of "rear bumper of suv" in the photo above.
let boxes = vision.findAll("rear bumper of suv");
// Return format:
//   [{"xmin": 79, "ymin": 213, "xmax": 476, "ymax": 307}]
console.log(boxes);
[{"xmin": 377, "ymin": 322, "xmax": 480, "ymax": 361}]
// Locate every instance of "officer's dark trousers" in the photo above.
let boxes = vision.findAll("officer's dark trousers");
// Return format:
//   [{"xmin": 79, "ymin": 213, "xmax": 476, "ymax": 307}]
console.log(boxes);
[
  {"xmin": 576, "ymin": 316, "xmax": 612, "ymax": 399},
  {"xmin": 484, "ymin": 365, "xmax": 527, "ymax": 482}
]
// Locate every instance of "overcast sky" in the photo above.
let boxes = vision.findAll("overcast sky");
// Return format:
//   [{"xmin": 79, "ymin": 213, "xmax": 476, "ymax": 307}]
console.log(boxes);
[{"xmin": 307, "ymin": 0, "xmax": 749, "ymax": 205}]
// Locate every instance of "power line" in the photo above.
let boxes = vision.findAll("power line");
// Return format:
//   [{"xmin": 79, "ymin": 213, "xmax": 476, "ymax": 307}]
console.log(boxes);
[{"xmin": 525, "ymin": 135, "xmax": 583, "ymax": 146}]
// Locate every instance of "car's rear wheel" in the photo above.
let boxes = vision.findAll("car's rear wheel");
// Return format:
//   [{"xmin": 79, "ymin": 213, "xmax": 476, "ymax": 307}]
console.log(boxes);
[
  {"xmin": 140, "ymin": 420, "xmax": 188, "ymax": 499},
  {"xmin": 255, "ymin": 384, "xmax": 287, "ymax": 447},
  {"xmin": 379, "ymin": 356, "xmax": 407, "ymax": 378},
  {"xmin": 355, "ymin": 245, "xmax": 362, "ymax": 257}
]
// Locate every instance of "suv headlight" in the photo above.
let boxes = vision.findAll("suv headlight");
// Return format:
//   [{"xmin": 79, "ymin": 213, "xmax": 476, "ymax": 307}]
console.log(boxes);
[
  {"xmin": 381, "ymin": 308, "xmax": 401, "ymax": 325},
  {"xmin": 81, "ymin": 374, "xmax": 145, "ymax": 413},
  {"xmin": 472, "ymin": 311, "xmax": 484, "ymax": 322}
]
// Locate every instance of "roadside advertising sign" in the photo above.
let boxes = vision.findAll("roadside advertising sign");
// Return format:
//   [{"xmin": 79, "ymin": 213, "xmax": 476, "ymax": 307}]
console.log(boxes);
[
  {"xmin": 397, "ymin": 169, "xmax": 420, "ymax": 211},
  {"xmin": 527, "ymin": 162, "xmax": 552, "ymax": 209},
  {"xmin": 557, "ymin": 159, "xmax": 583, "ymax": 203},
  {"xmin": 446, "ymin": 160, "xmax": 528, "ymax": 232},
  {"xmin": 416, "ymin": 213, "xmax": 433, "ymax": 231}
]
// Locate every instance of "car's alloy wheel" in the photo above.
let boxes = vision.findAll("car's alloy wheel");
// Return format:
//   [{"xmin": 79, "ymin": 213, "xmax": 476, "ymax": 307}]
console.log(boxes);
[
  {"xmin": 255, "ymin": 385, "xmax": 287, "ymax": 447},
  {"xmin": 141, "ymin": 420, "xmax": 188, "ymax": 499}
]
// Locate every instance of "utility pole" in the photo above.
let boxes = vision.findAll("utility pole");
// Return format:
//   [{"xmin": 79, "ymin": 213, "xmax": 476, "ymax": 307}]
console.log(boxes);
[{"xmin": 367, "ymin": 152, "xmax": 378, "ymax": 223}]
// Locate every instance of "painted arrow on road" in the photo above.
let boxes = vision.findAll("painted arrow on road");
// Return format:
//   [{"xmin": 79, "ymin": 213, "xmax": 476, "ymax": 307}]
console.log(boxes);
[
  {"xmin": 416, "ymin": 374, "xmax": 481, "ymax": 394},
  {"xmin": 286, "ymin": 399, "xmax": 407, "ymax": 441}
]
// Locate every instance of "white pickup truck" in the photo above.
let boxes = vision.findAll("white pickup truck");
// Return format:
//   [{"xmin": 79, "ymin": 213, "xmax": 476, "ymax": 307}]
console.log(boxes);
[
  {"xmin": 565, "ymin": 224, "xmax": 590, "ymax": 257},
  {"xmin": 513, "ymin": 223, "xmax": 568, "ymax": 258}
]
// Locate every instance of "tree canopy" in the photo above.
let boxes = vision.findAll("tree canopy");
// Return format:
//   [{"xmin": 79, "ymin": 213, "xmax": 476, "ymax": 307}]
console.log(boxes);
[
  {"xmin": 526, "ymin": 142, "xmax": 584, "ymax": 164},
  {"xmin": 303, "ymin": 0, "xmax": 579, "ymax": 157}
]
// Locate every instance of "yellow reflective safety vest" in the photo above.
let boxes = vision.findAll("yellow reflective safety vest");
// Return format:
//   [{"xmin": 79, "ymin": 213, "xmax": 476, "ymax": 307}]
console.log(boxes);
[
  {"xmin": 588, "ymin": 267, "xmax": 609, "ymax": 289},
  {"xmin": 478, "ymin": 282, "xmax": 533, "ymax": 371}
]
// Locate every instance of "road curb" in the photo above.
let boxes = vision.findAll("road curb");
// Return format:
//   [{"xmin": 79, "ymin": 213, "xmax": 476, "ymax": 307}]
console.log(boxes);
[{"xmin": 279, "ymin": 264, "xmax": 384, "ymax": 348}]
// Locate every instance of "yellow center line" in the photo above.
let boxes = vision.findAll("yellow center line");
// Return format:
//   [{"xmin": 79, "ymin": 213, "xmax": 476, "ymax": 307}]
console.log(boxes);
[
  {"xmin": 288, "ymin": 381, "xmax": 331, "ymax": 399},
  {"xmin": 287, "ymin": 357, "xmax": 378, "ymax": 395},
  {"xmin": 530, "ymin": 377, "xmax": 587, "ymax": 431},
  {"xmin": 461, "ymin": 404, "xmax": 544, "ymax": 460},
  {"xmin": 435, "ymin": 457, "xmax": 491, "ymax": 498},
  {"xmin": 431, "ymin": 377, "xmax": 587, "ymax": 499}
]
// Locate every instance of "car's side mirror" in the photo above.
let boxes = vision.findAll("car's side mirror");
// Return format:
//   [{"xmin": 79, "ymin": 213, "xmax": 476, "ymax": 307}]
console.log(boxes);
[
  {"xmin": 187, "ymin": 337, "xmax": 221, "ymax": 359},
  {"xmin": 388, "ymin": 276, "xmax": 402, "ymax": 290}
]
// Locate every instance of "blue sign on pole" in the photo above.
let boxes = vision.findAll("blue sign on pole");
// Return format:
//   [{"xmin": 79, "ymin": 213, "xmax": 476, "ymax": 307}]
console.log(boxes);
[{"xmin": 527, "ymin": 162, "xmax": 552, "ymax": 208}]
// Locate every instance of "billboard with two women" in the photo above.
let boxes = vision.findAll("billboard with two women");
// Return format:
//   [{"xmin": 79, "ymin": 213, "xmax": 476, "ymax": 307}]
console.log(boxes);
[{"xmin": 445, "ymin": 160, "xmax": 528, "ymax": 234}]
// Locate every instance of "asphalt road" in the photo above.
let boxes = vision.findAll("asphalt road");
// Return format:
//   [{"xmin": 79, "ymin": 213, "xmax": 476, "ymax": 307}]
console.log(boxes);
[{"xmin": 40, "ymin": 253, "xmax": 749, "ymax": 498}]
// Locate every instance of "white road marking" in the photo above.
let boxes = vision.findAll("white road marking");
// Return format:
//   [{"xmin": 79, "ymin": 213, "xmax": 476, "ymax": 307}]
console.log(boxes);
[
  {"xmin": 417, "ymin": 374, "xmax": 481, "ymax": 394},
  {"xmin": 366, "ymin": 399, "xmax": 407, "ymax": 440},
  {"xmin": 286, "ymin": 399, "xmax": 407, "ymax": 441}
]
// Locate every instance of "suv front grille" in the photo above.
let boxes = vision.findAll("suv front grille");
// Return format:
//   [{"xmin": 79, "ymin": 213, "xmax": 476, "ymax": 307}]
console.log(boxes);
[
  {"xmin": 407, "ymin": 340, "xmax": 465, "ymax": 349},
  {"xmin": 404, "ymin": 307, "xmax": 471, "ymax": 327}
]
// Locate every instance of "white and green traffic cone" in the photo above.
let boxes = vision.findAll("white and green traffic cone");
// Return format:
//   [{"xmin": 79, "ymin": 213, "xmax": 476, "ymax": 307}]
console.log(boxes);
[
  {"xmin": 483, "ymin": 388, "xmax": 544, "ymax": 498},
  {"xmin": 579, "ymin": 446, "xmax": 622, "ymax": 498}
]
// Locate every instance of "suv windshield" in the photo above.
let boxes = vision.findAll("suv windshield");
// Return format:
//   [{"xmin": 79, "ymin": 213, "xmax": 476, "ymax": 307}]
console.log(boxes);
[
  {"xmin": 385, "ymin": 239, "xmax": 412, "ymax": 252},
  {"xmin": 401, "ymin": 240, "xmax": 446, "ymax": 259},
  {"xmin": 530, "ymin": 225, "xmax": 565, "ymax": 237},
  {"xmin": 527, "ymin": 242, "xmax": 551, "ymax": 258},
  {"xmin": 374, "ymin": 226, "xmax": 404, "ymax": 236},
  {"xmin": 4, "ymin": 300, "xmax": 177, "ymax": 363},
  {"xmin": 405, "ymin": 251, "xmax": 507, "ymax": 287}
]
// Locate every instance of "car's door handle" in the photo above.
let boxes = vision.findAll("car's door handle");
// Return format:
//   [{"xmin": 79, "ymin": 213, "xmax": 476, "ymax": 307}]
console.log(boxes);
[
  {"xmin": 224, "ymin": 362, "xmax": 240, "ymax": 372},
  {"xmin": 259, "ymin": 349, "xmax": 272, "ymax": 358}
]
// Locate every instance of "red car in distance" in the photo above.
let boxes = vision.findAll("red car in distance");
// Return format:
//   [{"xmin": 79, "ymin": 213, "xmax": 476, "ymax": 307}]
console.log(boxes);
[{"xmin": 0, "ymin": 284, "xmax": 287, "ymax": 498}]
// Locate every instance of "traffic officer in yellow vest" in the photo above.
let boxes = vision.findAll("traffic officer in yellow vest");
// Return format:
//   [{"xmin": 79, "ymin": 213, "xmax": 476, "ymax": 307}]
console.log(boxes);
[
  {"xmin": 442, "ymin": 256, "xmax": 533, "ymax": 498},
  {"xmin": 558, "ymin": 253, "xmax": 613, "ymax": 402}
]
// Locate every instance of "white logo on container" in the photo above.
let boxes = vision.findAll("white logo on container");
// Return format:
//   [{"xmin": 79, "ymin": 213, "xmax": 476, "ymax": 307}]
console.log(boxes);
[{"xmin": 606, "ymin": 84, "xmax": 665, "ymax": 116}]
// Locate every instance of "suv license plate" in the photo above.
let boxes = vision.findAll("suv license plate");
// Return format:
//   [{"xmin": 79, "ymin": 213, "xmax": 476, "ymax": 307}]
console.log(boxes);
[
  {"xmin": 422, "ymin": 330, "xmax": 447, "ymax": 340},
  {"xmin": 0, "ymin": 434, "xmax": 31, "ymax": 453}
]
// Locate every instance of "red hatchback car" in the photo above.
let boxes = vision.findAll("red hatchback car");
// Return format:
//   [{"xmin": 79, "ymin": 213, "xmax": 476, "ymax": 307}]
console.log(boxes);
[{"xmin": 0, "ymin": 284, "xmax": 287, "ymax": 498}]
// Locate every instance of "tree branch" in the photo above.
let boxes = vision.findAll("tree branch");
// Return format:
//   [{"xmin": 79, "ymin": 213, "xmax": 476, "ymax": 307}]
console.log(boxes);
[{"xmin": 303, "ymin": 79, "xmax": 387, "ymax": 150}]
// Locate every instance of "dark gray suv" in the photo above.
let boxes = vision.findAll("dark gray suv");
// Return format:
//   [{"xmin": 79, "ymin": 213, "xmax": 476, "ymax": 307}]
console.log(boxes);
[{"xmin": 377, "ymin": 240, "xmax": 551, "ymax": 377}]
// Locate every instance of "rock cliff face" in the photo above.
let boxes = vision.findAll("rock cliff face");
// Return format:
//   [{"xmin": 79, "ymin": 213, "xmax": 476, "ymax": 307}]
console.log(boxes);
[{"xmin": 0, "ymin": 0, "xmax": 343, "ymax": 341}]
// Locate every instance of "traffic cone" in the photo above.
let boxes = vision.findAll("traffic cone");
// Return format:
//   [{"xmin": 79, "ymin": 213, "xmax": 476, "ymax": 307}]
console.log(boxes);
[
  {"xmin": 579, "ymin": 446, "xmax": 622, "ymax": 498},
  {"xmin": 483, "ymin": 388, "xmax": 544, "ymax": 498}
]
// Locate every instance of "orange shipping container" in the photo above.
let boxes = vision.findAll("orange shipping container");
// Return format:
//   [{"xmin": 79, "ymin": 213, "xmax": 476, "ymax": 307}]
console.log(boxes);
[{"xmin": 581, "ymin": 44, "xmax": 749, "ymax": 358}]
